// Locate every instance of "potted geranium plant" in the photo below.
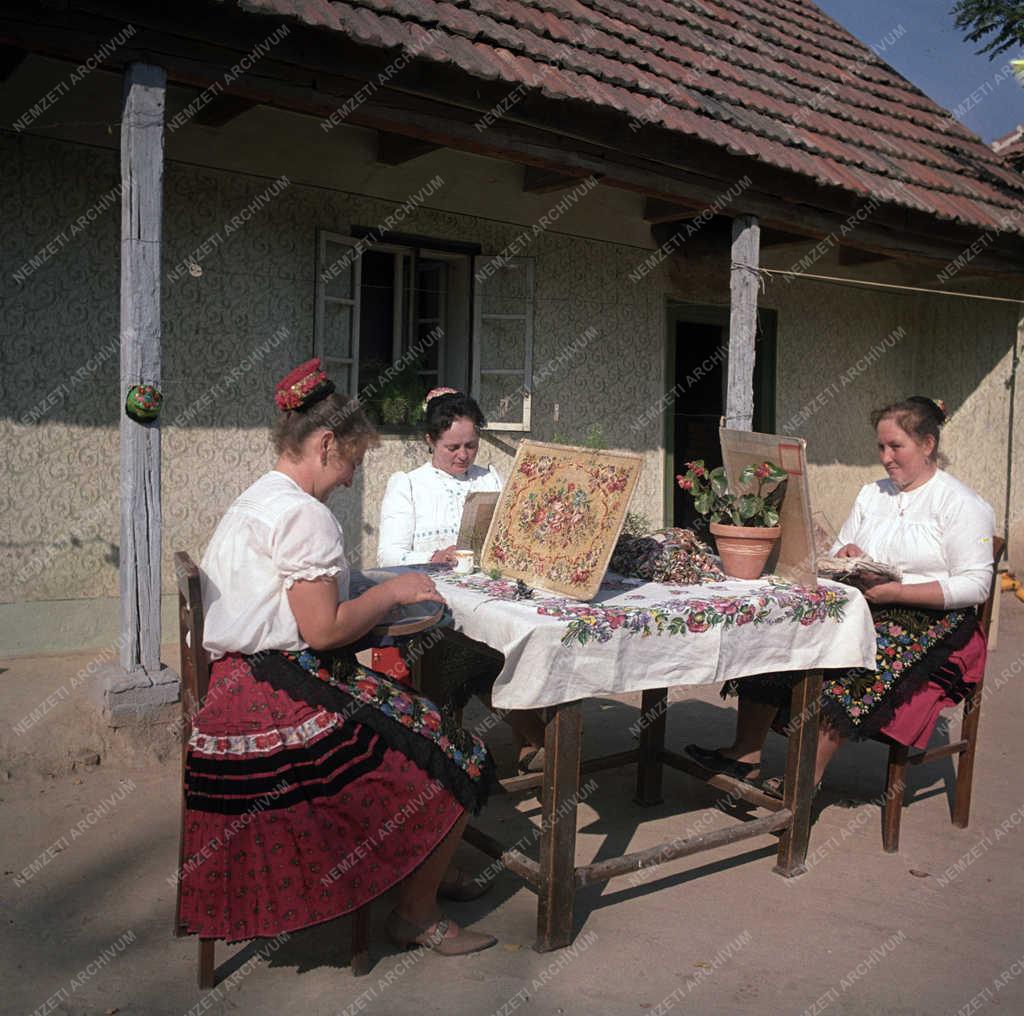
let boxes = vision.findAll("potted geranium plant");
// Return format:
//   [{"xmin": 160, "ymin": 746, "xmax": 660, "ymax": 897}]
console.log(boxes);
[{"xmin": 676, "ymin": 460, "xmax": 788, "ymax": 579}]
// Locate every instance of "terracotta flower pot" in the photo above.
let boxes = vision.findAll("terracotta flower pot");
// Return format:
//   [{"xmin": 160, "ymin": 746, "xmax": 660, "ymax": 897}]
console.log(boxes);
[{"xmin": 710, "ymin": 523, "xmax": 781, "ymax": 580}]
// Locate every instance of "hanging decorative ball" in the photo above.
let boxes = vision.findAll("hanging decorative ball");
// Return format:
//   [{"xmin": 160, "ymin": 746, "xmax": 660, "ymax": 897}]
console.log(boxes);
[{"xmin": 125, "ymin": 383, "xmax": 162, "ymax": 421}]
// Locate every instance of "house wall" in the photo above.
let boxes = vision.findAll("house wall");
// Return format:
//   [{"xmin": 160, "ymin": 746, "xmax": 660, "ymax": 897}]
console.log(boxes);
[
  {"xmin": 1, "ymin": 57, "xmax": 1020, "ymax": 656},
  {"xmin": 0, "ymin": 127, "xmax": 667, "ymax": 654}
]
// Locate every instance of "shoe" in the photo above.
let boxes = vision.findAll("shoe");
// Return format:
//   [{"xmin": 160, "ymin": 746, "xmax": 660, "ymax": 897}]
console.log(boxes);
[
  {"xmin": 517, "ymin": 745, "xmax": 546, "ymax": 774},
  {"xmin": 683, "ymin": 743, "xmax": 758, "ymax": 781},
  {"xmin": 385, "ymin": 911, "xmax": 497, "ymax": 956},
  {"xmin": 438, "ymin": 868, "xmax": 494, "ymax": 902}
]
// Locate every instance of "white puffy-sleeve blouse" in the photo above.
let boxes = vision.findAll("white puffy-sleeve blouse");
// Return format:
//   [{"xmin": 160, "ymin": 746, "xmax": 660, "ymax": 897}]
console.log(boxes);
[
  {"xmin": 377, "ymin": 462, "xmax": 503, "ymax": 566},
  {"xmin": 830, "ymin": 469, "xmax": 995, "ymax": 610},
  {"xmin": 200, "ymin": 471, "xmax": 350, "ymax": 660}
]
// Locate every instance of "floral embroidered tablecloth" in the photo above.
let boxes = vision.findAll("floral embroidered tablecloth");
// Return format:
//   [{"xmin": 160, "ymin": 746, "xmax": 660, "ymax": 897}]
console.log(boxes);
[{"xmin": 420, "ymin": 570, "xmax": 877, "ymax": 709}]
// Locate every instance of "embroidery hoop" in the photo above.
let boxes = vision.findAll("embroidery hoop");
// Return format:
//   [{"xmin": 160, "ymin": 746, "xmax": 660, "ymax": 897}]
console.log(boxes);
[{"xmin": 350, "ymin": 568, "xmax": 446, "ymax": 636}]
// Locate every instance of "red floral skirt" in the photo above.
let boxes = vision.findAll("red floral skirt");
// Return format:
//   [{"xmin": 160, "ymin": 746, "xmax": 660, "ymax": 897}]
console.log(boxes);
[{"xmin": 177, "ymin": 654, "xmax": 465, "ymax": 942}]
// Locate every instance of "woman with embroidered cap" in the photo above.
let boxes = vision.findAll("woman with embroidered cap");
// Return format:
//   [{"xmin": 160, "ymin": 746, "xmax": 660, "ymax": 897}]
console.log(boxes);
[
  {"xmin": 686, "ymin": 396, "xmax": 996, "ymax": 794},
  {"xmin": 177, "ymin": 359, "xmax": 498, "ymax": 956},
  {"xmin": 377, "ymin": 388, "xmax": 547, "ymax": 771}
]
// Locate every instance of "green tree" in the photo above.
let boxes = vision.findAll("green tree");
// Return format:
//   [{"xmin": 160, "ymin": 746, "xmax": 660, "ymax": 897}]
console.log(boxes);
[{"xmin": 952, "ymin": 0, "xmax": 1024, "ymax": 59}]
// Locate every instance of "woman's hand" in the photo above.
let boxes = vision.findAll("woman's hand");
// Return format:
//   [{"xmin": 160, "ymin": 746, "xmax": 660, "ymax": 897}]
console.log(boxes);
[
  {"xmin": 863, "ymin": 581, "xmax": 903, "ymax": 605},
  {"xmin": 385, "ymin": 571, "xmax": 445, "ymax": 606},
  {"xmin": 836, "ymin": 543, "xmax": 866, "ymax": 558},
  {"xmin": 430, "ymin": 545, "xmax": 458, "ymax": 565}
]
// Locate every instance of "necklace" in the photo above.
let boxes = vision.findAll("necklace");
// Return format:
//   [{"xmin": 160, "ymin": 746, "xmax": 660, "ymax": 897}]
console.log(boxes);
[{"xmin": 895, "ymin": 485, "xmax": 918, "ymax": 518}]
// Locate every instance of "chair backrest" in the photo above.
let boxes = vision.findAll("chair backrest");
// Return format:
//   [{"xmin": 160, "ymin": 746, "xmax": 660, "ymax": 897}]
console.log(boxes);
[
  {"xmin": 977, "ymin": 537, "xmax": 1005, "ymax": 641},
  {"xmin": 174, "ymin": 551, "xmax": 210, "ymax": 741}
]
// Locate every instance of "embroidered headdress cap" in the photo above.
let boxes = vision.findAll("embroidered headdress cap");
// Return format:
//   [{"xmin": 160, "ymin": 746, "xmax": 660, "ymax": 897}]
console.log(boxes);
[{"xmin": 275, "ymin": 358, "xmax": 335, "ymax": 411}]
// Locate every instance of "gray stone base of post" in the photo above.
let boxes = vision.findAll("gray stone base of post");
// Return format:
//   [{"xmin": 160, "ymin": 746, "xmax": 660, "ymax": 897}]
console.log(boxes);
[{"xmin": 91, "ymin": 662, "xmax": 180, "ymax": 725}]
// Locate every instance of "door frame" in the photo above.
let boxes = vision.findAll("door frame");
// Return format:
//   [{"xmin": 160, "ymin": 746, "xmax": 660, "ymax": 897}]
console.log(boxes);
[{"xmin": 663, "ymin": 300, "xmax": 778, "ymax": 524}]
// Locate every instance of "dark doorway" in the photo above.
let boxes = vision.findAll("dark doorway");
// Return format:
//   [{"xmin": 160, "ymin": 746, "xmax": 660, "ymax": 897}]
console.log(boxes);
[{"xmin": 666, "ymin": 304, "xmax": 777, "ymax": 529}]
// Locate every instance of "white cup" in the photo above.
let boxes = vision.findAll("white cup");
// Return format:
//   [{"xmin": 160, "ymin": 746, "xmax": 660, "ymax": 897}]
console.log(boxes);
[{"xmin": 453, "ymin": 550, "xmax": 475, "ymax": 575}]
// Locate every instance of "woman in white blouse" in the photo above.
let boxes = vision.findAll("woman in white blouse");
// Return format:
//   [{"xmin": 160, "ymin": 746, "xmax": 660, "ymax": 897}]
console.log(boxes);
[
  {"xmin": 378, "ymin": 389, "xmax": 502, "ymax": 566},
  {"xmin": 377, "ymin": 389, "xmax": 546, "ymax": 770},
  {"xmin": 180, "ymin": 360, "xmax": 497, "ymax": 957},
  {"xmin": 686, "ymin": 396, "xmax": 995, "ymax": 793}
]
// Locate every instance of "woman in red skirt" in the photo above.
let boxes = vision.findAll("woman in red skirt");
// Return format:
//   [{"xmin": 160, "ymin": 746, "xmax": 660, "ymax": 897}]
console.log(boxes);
[
  {"xmin": 177, "ymin": 359, "xmax": 497, "ymax": 955},
  {"xmin": 686, "ymin": 396, "xmax": 995, "ymax": 793}
]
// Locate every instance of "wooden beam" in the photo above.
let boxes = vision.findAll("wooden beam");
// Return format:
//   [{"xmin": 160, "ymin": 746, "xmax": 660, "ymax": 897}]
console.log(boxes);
[
  {"xmin": 644, "ymin": 196, "xmax": 701, "ymax": 223},
  {"xmin": 575, "ymin": 809, "xmax": 793, "ymax": 887},
  {"xmin": 376, "ymin": 131, "xmax": 442, "ymax": 165},
  {"xmin": 119, "ymin": 61, "xmax": 166, "ymax": 674},
  {"xmin": 190, "ymin": 92, "xmax": 257, "ymax": 127},
  {"xmin": 837, "ymin": 246, "xmax": 890, "ymax": 266},
  {"xmin": 523, "ymin": 166, "xmax": 593, "ymax": 194},
  {"xmin": 726, "ymin": 215, "xmax": 760, "ymax": 432}
]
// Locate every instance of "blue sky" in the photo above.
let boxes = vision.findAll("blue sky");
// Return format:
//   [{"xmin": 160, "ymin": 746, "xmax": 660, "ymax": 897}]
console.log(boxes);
[{"xmin": 815, "ymin": 0, "xmax": 1023, "ymax": 142}]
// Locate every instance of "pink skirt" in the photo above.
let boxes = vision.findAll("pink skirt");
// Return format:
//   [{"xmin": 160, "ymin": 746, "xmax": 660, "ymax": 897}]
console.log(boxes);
[{"xmin": 878, "ymin": 626, "xmax": 987, "ymax": 748}]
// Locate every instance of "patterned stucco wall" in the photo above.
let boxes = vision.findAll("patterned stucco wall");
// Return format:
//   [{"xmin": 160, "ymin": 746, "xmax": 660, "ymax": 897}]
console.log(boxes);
[
  {"xmin": 2, "ymin": 131, "xmax": 1020, "ymax": 626},
  {"xmin": 0, "ymin": 134, "xmax": 666, "ymax": 607}
]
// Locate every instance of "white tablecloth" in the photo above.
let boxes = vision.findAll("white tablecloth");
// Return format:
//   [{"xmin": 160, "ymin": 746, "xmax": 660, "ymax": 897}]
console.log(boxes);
[{"xmin": 424, "ymin": 570, "xmax": 877, "ymax": 709}]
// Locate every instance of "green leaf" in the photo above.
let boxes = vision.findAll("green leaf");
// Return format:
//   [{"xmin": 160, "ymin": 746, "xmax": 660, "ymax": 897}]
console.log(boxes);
[
  {"xmin": 737, "ymin": 494, "xmax": 762, "ymax": 520},
  {"xmin": 694, "ymin": 491, "xmax": 713, "ymax": 514},
  {"xmin": 709, "ymin": 468, "xmax": 729, "ymax": 496},
  {"xmin": 762, "ymin": 507, "xmax": 780, "ymax": 527},
  {"xmin": 738, "ymin": 464, "xmax": 756, "ymax": 486}
]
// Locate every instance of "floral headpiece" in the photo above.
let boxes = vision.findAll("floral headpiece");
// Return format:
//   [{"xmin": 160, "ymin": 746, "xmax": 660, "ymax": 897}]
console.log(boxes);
[
  {"xmin": 274, "ymin": 358, "xmax": 335, "ymax": 412},
  {"xmin": 422, "ymin": 386, "xmax": 460, "ymax": 412}
]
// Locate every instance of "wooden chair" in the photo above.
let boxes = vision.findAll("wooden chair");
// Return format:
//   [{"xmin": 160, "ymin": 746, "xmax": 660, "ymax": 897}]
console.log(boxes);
[
  {"xmin": 874, "ymin": 537, "xmax": 1005, "ymax": 853},
  {"xmin": 172, "ymin": 551, "xmax": 371, "ymax": 987}
]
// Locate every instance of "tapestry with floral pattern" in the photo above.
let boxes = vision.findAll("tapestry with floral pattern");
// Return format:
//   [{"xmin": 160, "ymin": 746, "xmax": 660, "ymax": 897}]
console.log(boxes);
[{"xmin": 479, "ymin": 440, "xmax": 643, "ymax": 599}]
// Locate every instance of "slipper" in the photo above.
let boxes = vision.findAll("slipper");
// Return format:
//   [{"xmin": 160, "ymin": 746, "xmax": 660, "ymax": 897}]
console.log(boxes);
[
  {"xmin": 683, "ymin": 743, "xmax": 759, "ymax": 781},
  {"xmin": 385, "ymin": 911, "xmax": 497, "ymax": 956},
  {"xmin": 439, "ymin": 868, "xmax": 493, "ymax": 902}
]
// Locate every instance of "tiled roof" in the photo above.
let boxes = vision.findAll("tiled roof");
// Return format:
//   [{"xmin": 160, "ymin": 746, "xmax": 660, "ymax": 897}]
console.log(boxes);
[
  {"xmin": 236, "ymin": 0, "xmax": 1024, "ymax": 236},
  {"xmin": 993, "ymin": 125, "xmax": 1024, "ymax": 171}
]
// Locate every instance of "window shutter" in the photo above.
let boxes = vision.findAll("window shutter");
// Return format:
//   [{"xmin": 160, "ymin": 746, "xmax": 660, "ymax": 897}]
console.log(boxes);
[
  {"xmin": 315, "ymin": 231, "xmax": 362, "ymax": 396},
  {"xmin": 471, "ymin": 256, "xmax": 534, "ymax": 431}
]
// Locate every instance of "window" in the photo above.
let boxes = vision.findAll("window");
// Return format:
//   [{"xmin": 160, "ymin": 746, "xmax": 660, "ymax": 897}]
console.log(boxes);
[{"xmin": 316, "ymin": 229, "xmax": 533, "ymax": 430}]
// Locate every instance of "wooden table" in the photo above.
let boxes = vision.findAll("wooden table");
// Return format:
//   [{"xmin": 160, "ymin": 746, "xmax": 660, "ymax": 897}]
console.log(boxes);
[{"xmin": 417, "ymin": 570, "xmax": 876, "ymax": 952}]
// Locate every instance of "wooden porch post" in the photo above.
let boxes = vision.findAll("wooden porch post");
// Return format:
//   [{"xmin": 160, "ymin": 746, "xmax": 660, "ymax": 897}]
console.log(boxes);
[
  {"xmin": 725, "ymin": 214, "xmax": 760, "ymax": 431},
  {"xmin": 93, "ymin": 62, "xmax": 178, "ymax": 720}
]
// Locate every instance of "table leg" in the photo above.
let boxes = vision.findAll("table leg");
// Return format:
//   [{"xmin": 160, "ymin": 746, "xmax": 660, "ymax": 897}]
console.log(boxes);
[
  {"xmin": 774, "ymin": 668, "xmax": 822, "ymax": 877},
  {"xmin": 535, "ymin": 700, "xmax": 583, "ymax": 952},
  {"xmin": 634, "ymin": 688, "xmax": 667, "ymax": 806}
]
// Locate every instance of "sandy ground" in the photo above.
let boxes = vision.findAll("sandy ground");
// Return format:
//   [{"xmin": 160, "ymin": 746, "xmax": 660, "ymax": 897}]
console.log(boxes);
[{"xmin": 2, "ymin": 599, "xmax": 1023, "ymax": 1016}]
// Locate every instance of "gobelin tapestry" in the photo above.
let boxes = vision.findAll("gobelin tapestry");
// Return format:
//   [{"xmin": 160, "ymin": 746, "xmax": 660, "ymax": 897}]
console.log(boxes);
[{"xmin": 480, "ymin": 440, "xmax": 643, "ymax": 600}]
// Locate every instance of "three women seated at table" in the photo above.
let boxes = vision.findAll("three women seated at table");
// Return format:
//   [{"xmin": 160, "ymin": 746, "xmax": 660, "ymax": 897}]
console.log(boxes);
[
  {"xmin": 686, "ymin": 396, "xmax": 995, "ymax": 796},
  {"xmin": 179, "ymin": 361, "xmax": 498, "ymax": 957},
  {"xmin": 377, "ymin": 387, "xmax": 547, "ymax": 771}
]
